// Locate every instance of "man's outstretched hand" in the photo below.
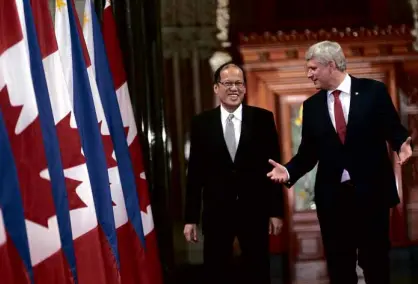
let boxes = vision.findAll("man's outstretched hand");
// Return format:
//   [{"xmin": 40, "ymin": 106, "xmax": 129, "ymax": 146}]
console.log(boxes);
[
  {"xmin": 398, "ymin": 137, "xmax": 413, "ymax": 166},
  {"xmin": 267, "ymin": 159, "xmax": 289, "ymax": 183},
  {"xmin": 184, "ymin": 224, "xmax": 198, "ymax": 243},
  {"xmin": 269, "ymin": 217, "xmax": 283, "ymax": 236}
]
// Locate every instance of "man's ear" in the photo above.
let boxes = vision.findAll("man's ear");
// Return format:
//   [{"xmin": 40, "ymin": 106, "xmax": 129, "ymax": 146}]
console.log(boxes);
[
  {"xmin": 213, "ymin": 84, "xmax": 219, "ymax": 94},
  {"xmin": 329, "ymin": 60, "xmax": 337, "ymax": 70}
]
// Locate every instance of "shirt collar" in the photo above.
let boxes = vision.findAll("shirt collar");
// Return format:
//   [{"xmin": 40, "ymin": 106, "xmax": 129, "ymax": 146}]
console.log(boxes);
[
  {"xmin": 327, "ymin": 73, "xmax": 351, "ymax": 96},
  {"xmin": 220, "ymin": 103, "xmax": 242, "ymax": 122}
]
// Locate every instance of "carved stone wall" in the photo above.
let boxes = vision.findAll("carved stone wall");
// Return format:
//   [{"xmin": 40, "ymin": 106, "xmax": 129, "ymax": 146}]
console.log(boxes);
[{"xmin": 161, "ymin": 0, "xmax": 219, "ymax": 59}]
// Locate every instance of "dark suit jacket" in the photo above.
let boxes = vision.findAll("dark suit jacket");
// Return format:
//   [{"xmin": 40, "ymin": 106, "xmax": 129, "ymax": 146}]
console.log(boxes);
[
  {"xmin": 184, "ymin": 105, "xmax": 284, "ymax": 229},
  {"xmin": 285, "ymin": 76, "xmax": 409, "ymax": 210}
]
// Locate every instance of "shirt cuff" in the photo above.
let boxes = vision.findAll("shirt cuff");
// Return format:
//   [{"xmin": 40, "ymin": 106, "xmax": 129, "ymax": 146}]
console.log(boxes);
[{"xmin": 284, "ymin": 167, "xmax": 290, "ymax": 180}]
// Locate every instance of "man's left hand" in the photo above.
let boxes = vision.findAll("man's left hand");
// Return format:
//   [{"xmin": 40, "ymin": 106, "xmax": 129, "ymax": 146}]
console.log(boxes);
[
  {"xmin": 398, "ymin": 137, "xmax": 413, "ymax": 165},
  {"xmin": 269, "ymin": 217, "xmax": 283, "ymax": 236}
]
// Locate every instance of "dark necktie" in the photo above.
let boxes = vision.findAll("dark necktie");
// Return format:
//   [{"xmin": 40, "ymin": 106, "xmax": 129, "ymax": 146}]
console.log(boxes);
[{"xmin": 332, "ymin": 90, "xmax": 346, "ymax": 143}]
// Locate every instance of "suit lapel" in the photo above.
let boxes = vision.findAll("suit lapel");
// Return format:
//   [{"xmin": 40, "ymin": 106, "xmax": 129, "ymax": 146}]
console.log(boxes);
[
  {"xmin": 234, "ymin": 105, "xmax": 252, "ymax": 164},
  {"xmin": 319, "ymin": 90, "xmax": 341, "ymax": 144},
  {"xmin": 345, "ymin": 75, "xmax": 362, "ymax": 141}
]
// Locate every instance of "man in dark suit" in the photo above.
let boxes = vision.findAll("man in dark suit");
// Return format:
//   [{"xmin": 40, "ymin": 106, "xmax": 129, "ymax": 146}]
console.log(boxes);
[
  {"xmin": 268, "ymin": 41, "xmax": 412, "ymax": 284},
  {"xmin": 184, "ymin": 62, "xmax": 284, "ymax": 284}
]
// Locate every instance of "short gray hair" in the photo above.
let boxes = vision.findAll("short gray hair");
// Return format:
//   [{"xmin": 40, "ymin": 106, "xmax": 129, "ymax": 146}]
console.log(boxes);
[{"xmin": 305, "ymin": 41, "xmax": 346, "ymax": 72}]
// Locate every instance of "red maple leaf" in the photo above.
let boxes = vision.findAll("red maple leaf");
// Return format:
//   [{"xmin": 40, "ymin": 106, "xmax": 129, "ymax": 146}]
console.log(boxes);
[
  {"xmin": 55, "ymin": 112, "xmax": 88, "ymax": 211},
  {"xmin": 64, "ymin": 177, "xmax": 84, "ymax": 210},
  {"xmin": 123, "ymin": 125, "xmax": 130, "ymax": 139},
  {"xmin": 98, "ymin": 121, "xmax": 118, "ymax": 168},
  {"xmin": 0, "ymin": 88, "xmax": 86, "ymax": 227},
  {"xmin": 128, "ymin": 135, "xmax": 151, "ymax": 211},
  {"xmin": 0, "ymin": 87, "xmax": 55, "ymax": 227},
  {"xmin": 55, "ymin": 112, "xmax": 85, "ymax": 169}
]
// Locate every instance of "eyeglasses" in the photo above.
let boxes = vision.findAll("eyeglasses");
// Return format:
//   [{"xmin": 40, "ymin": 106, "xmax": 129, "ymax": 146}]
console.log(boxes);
[{"xmin": 218, "ymin": 81, "xmax": 245, "ymax": 88}]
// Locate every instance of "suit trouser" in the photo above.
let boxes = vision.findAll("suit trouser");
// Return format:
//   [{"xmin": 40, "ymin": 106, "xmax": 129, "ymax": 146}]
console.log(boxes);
[
  {"xmin": 317, "ymin": 182, "xmax": 391, "ymax": 284},
  {"xmin": 203, "ymin": 203, "xmax": 271, "ymax": 284}
]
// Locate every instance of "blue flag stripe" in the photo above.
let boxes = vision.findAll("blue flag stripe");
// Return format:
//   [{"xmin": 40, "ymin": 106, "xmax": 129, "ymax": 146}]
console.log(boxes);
[
  {"xmin": 22, "ymin": 0, "xmax": 78, "ymax": 281},
  {"xmin": 66, "ymin": 0, "xmax": 120, "ymax": 266},
  {"xmin": 90, "ymin": 1, "xmax": 146, "ymax": 245},
  {"xmin": 0, "ymin": 108, "xmax": 34, "ymax": 284}
]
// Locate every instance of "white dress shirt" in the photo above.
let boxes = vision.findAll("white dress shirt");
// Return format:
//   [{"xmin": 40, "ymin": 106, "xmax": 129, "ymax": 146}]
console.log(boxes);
[
  {"xmin": 286, "ymin": 74, "xmax": 352, "ymax": 183},
  {"xmin": 220, "ymin": 104, "xmax": 242, "ymax": 147},
  {"xmin": 327, "ymin": 74, "xmax": 351, "ymax": 182}
]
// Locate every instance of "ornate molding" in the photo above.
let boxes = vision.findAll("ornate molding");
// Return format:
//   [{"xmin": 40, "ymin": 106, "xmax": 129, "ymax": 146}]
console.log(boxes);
[
  {"xmin": 238, "ymin": 25, "xmax": 418, "ymax": 66},
  {"xmin": 239, "ymin": 25, "xmax": 412, "ymax": 45},
  {"xmin": 208, "ymin": 0, "xmax": 232, "ymax": 74},
  {"xmin": 216, "ymin": 0, "xmax": 230, "ymax": 48},
  {"xmin": 410, "ymin": 0, "xmax": 418, "ymax": 50}
]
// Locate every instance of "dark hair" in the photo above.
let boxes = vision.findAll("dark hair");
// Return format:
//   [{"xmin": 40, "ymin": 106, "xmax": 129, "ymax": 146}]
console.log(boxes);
[{"xmin": 213, "ymin": 62, "xmax": 247, "ymax": 85}]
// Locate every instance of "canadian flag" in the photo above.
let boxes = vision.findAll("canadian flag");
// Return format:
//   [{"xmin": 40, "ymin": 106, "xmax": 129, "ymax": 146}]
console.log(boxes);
[
  {"xmin": 55, "ymin": 0, "xmax": 122, "ymax": 281},
  {"xmin": 0, "ymin": 108, "xmax": 31, "ymax": 283},
  {"xmin": 0, "ymin": 2, "xmax": 31, "ymax": 282},
  {"xmin": 0, "ymin": 0, "xmax": 76, "ymax": 282},
  {"xmin": 0, "ymin": 210, "xmax": 29, "ymax": 284},
  {"xmin": 83, "ymin": 0, "xmax": 162, "ymax": 283},
  {"xmin": 103, "ymin": 1, "xmax": 163, "ymax": 283},
  {"xmin": 31, "ymin": 0, "xmax": 123, "ymax": 282}
]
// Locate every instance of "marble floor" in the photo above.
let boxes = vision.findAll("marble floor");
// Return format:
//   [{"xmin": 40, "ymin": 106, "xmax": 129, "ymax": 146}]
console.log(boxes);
[{"xmin": 173, "ymin": 246, "xmax": 418, "ymax": 284}]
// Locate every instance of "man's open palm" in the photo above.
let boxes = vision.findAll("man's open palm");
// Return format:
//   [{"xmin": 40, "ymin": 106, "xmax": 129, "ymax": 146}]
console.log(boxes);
[
  {"xmin": 184, "ymin": 224, "xmax": 198, "ymax": 243},
  {"xmin": 398, "ymin": 137, "xmax": 413, "ymax": 165},
  {"xmin": 267, "ymin": 159, "xmax": 289, "ymax": 183}
]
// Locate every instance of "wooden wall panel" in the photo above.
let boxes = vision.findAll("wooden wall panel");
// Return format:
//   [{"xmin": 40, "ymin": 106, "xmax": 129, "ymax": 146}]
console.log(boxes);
[{"xmin": 395, "ymin": 61, "xmax": 418, "ymax": 244}]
